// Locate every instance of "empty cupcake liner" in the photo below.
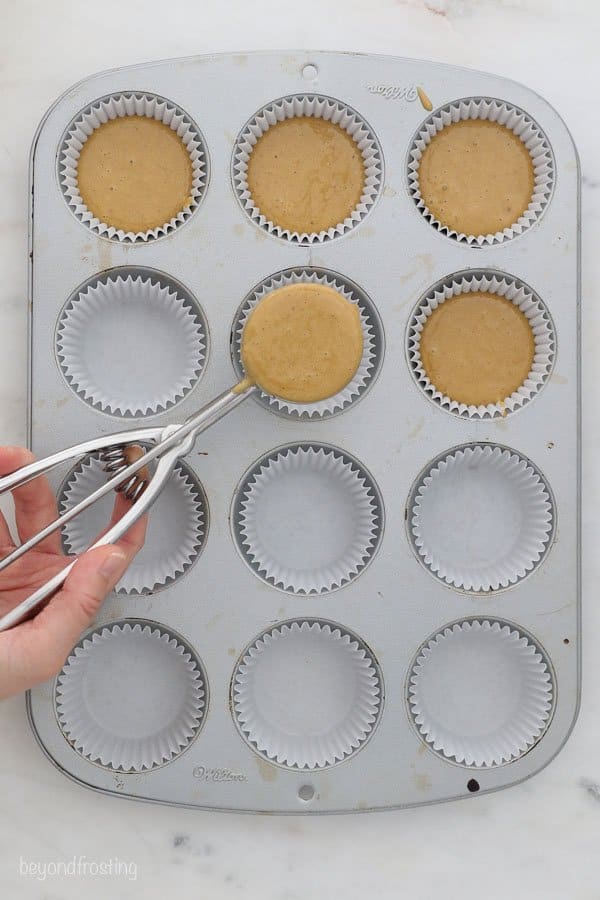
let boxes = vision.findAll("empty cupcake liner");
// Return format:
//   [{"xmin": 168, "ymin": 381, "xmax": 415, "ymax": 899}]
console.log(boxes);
[
  {"xmin": 232, "ymin": 619, "xmax": 383, "ymax": 769},
  {"xmin": 56, "ymin": 271, "xmax": 207, "ymax": 418},
  {"xmin": 60, "ymin": 455, "xmax": 207, "ymax": 594},
  {"xmin": 408, "ymin": 619, "xmax": 554, "ymax": 767},
  {"xmin": 408, "ymin": 97, "xmax": 555, "ymax": 245},
  {"xmin": 407, "ymin": 270, "xmax": 556, "ymax": 419},
  {"xmin": 232, "ymin": 94, "xmax": 383, "ymax": 243},
  {"xmin": 409, "ymin": 444, "xmax": 554, "ymax": 592},
  {"xmin": 234, "ymin": 444, "xmax": 383, "ymax": 595},
  {"xmin": 59, "ymin": 92, "xmax": 208, "ymax": 242},
  {"xmin": 55, "ymin": 620, "xmax": 207, "ymax": 772},
  {"xmin": 231, "ymin": 268, "xmax": 383, "ymax": 418}
]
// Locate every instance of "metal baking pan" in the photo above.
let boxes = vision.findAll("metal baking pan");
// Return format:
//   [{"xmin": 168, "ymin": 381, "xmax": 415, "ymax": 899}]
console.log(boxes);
[{"xmin": 26, "ymin": 50, "xmax": 580, "ymax": 813}]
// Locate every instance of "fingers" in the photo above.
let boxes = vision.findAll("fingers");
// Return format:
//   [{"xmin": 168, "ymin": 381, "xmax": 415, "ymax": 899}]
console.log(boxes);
[
  {"xmin": 92, "ymin": 491, "xmax": 148, "ymax": 556},
  {"xmin": 113, "ymin": 493, "xmax": 148, "ymax": 557},
  {"xmin": 0, "ymin": 447, "xmax": 62, "ymax": 555},
  {"xmin": 0, "ymin": 447, "xmax": 32, "ymax": 549},
  {"xmin": 0, "ymin": 545, "xmax": 130, "ymax": 696},
  {"xmin": 0, "ymin": 446, "xmax": 32, "ymax": 476},
  {"xmin": 39, "ymin": 545, "xmax": 130, "ymax": 642}
]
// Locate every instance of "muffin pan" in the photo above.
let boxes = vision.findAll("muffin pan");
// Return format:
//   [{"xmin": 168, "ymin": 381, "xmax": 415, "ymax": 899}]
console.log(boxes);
[{"xmin": 26, "ymin": 51, "xmax": 580, "ymax": 813}]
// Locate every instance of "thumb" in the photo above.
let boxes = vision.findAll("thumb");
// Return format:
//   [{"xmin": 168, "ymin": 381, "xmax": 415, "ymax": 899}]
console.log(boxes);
[
  {"xmin": 13, "ymin": 546, "xmax": 129, "ymax": 688},
  {"xmin": 54, "ymin": 545, "xmax": 129, "ymax": 629}
]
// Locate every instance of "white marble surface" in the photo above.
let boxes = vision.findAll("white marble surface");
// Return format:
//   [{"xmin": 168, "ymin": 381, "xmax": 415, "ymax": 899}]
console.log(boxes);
[{"xmin": 0, "ymin": 0, "xmax": 598, "ymax": 897}]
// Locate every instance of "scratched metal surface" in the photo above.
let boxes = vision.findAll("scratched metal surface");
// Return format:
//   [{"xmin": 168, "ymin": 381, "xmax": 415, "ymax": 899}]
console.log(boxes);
[{"xmin": 26, "ymin": 51, "xmax": 580, "ymax": 813}]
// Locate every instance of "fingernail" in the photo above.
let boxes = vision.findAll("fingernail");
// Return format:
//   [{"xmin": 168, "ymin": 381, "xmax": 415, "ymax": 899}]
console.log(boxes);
[{"xmin": 99, "ymin": 549, "xmax": 127, "ymax": 580}]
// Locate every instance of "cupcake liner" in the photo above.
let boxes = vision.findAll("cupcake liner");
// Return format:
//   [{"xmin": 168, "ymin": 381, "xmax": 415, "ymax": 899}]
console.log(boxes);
[
  {"xmin": 409, "ymin": 444, "xmax": 554, "ymax": 592},
  {"xmin": 232, "ymin": 619, "xmax": 383, "ymax": 769},
  {"xmin": 232, "ymin": 94, "xmax": 383, "ymax": 243},
  {"xmin": 232, "ymin": 268, "xmax": 382, "ymax": 418},
  {"xmin": 56, "ymin": 271, "xmax": 207, "ymax": 418},
  {"xmin": 59, "ymin": 92, "xmax": 208, "ymax": 242},
  {"xmin": 55, "ymin": 620, "xmax": 206, "ymax": 772},
  {"xmin": 234, "ymin": 444, "xmax": 383, "ymax": 594},
  {"xmin": 408, "ymin": 619, "xmax": 554, "ymax": 767},
  {"xmin": 60, "ymin": 455, "xmax": 207, "ymax": 594},
  {"xmin": 408, "ymin": 97, "xmax": 554, "ymax": 245},
  {"xmin": 407, "ymin": 270, "xmax": 556, "ymax": 419}
]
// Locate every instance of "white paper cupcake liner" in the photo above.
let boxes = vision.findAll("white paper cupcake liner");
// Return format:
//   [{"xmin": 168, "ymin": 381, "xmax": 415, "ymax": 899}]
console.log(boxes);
[
  {"xmin": 56, "ymin": 270, "xmax": 207, "ymax": 418},
  {"xmin": 232, "ymin": 619, "xmax": 383, "ymax": 769},
  {"xmin": 60, "ymin": 455, "xmax": 207, "ymax": 594},
  {"xmin": 408, "ymin": 97, "xmax": 554, "ymax": 245},
  {"xmin": 234, "ymin": 444, "xmax": 383, "ymax": 594},
  {"xmin": 232, "ymin": 268, "xmax": 383, "ymax": 418},
  {"xmin": 408, "ymin": 619, "xmax": 554, "ymax": 767},
  {"xmin": 59, "ymin": 92, "xmax": 208, "ymax": 242},
  {"xmin": 232, "ymin": 94, "xmax": 383, "ymax": 243},
  {"xmin": 55, "ymin": 620, "xmax": 207, "ymax": 772},
  {"xmin": 407, "ymin": 270, "xmax": 556, "ymax": 418},
  {"xmin": 409, "ymin": 444, "xmax": 554, "ymax": 592}
]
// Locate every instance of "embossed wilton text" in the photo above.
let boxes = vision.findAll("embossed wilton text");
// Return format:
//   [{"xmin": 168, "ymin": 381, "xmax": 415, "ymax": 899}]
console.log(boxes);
[
  {"xmin": 193, "ymin": 765, "xmax": 247, "ymax": 783},
  {"xmin": 366, "ymin": 84, "xmax": 418, "ymax": 101}
]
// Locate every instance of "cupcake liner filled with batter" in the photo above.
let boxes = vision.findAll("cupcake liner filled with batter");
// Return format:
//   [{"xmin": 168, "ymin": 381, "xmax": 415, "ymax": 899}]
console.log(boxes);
[
  {"xmin": 408, "ymin": 619, "xmax": 554, "ymax": 767},
  {"xmin": 232, "ymin": 94, "xmax": 383, "ymax": 243},
  {"xmin": 233, "ymin": 443, "xmax": 383, "ymax": 595},
  {"xmin": 407, "ymin": 270, "xmax": 555, "ymax": 418},
  {"xmin": 408, "ymin": 97, "xmax": 554, "ymax": 245},
  {"xmin": 56, "ymin": 270, "xmax": 207, "ymax": 418},
  {"xmin": 60, "ymin": 455, "xmax": 207, "ymax": 594},
  {"xmin": 59, "ymin": 92, "xmax": 208, "ymax": 242},
  {"xmin": 232, "ymin": 268, "xmax": 383, "ymax": 418},
  {"xmin": 55, "ymin": 620, "xmax": 207, "ymax": 772},
  {"xmin": 232, "ymin": 619, "xmax": 383, "ymax": 769},
  {"xmin": 408, "ymin": 444, "xmax": 554, "ymax": 592}
]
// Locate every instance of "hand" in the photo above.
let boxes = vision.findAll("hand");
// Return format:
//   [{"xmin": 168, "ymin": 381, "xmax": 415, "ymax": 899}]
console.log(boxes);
[{"xmin": 0, "ymin": 447, "xmax": 146, "ymax": 699}]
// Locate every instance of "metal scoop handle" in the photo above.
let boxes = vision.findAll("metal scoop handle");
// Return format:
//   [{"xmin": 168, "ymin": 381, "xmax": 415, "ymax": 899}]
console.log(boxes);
[
  {"xmin": 0, "ymin": 426, "xmax": 165, "ymax": 496},
  {"xmin": 0, "ymin": 383, "xmax": 255, "ymax": 632}
]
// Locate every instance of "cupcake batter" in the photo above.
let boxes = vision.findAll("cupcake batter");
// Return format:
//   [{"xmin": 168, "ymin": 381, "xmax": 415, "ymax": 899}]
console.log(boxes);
[
  {"xmin": 123, "ymin": 444, "xmax": 150, "ymax": 485},
  {"xmin": 418, "ymin": 119, "xmax": 535, "ymax": 236},
  {"xmin": 419, "ymin": 292, "xmax": 535, "ymax": 406},
  {"xmin": 77, "ymin": 116, "xmax": 193, "ymax": 232},
  {"xmin": 241, "ymin": 283, "xmax": 363, "ymax": 403},
  {"xmin": 417, "ymin": 87, "xmax": 433, "ymax": 111},
  {"xmin": 246, "ymin": 117, "xmax": 365, "ymax": 234}
]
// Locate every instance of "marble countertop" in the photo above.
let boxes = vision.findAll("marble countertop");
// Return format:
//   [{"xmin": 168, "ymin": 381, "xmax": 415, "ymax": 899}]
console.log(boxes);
[{"xmin": 0, "ymin": 0, "xmax": 598, "ymax": 897}]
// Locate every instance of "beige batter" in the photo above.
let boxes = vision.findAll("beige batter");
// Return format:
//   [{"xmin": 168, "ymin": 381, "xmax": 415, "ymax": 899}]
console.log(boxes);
[
  {"xmin": 420, "ymin": 292, "xmax": 535, "ymax": 406},
  {"xmin": 123, "ymin": 444, "xmax": 150, "ymax": 484},
  {"xmin": 417, "ymin": 87, "xmax": 433, "ymax": 111},
  {"xmin": 77, "ymin": 116, "xmax": 193, "ymax": 232},
  {"xmin": 246, "ymin": 117, "xmax": 365, "ymax": 234},
  {"xmin": 241, "ymin": 283, "xmax": 363, "ymax": 403},
  {"xmin": 418, "ymin": 119, "xmax": 535, "ymax": 236}
]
